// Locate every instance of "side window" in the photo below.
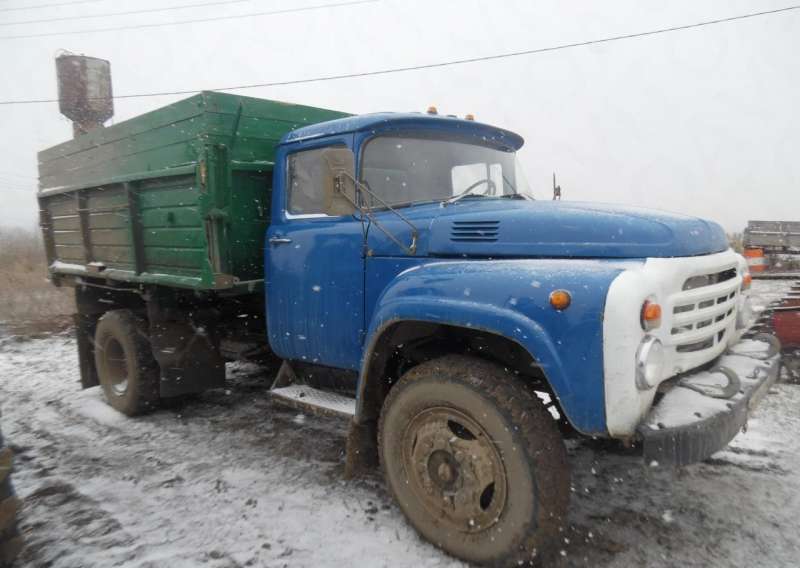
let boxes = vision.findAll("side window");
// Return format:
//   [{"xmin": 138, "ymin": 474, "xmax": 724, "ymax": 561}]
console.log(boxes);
[{"xmin": 287, "ymin": 147, "xmax": 330, "ymax": 215}]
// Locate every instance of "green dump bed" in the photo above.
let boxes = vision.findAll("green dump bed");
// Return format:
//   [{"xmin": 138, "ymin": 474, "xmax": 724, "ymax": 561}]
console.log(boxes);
[{"xmin": 37, "ymin": 91, "xmax": 348, "ymax": 292}]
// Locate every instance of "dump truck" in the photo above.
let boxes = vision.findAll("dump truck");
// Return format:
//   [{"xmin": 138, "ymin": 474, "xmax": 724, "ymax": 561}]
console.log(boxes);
[{"xmin": 37, "ymin": 91, "xmax": 781, "ymax": 566}]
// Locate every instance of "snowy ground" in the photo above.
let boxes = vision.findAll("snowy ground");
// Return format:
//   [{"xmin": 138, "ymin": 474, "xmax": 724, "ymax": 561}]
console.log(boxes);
[{"xmin": 1, "ymin": 280, "xmax": 798, "ymax": 568}]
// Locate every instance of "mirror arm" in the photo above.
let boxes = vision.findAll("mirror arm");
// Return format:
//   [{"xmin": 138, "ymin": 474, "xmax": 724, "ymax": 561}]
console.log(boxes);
[{"xmin": 337, "ymin": 172, "xmax": 418, "ymax": 255}]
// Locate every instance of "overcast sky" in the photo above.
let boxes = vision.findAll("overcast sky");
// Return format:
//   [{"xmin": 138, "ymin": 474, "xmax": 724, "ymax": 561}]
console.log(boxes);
[{"xmin": 0, "ymin": 0, "xmax": 797, "ymax": 232}]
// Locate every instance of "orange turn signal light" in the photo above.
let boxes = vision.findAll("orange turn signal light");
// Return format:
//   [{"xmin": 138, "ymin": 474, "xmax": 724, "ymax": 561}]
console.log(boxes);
[
  {"xmin": 549, "ymin": 290, "xmax": 571, "ymax": 310},
  {"xmin": 742, "ymin": 272, "xmax": 752, "ymax": 290},
  {"xmin": 641, "ymin": 301, "xmax": 662, "ymax": 330}
]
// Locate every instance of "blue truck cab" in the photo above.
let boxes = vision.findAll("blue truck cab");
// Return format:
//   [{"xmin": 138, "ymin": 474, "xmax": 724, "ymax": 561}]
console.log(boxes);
[{"xmin": 262, "ymin": 111, "xmax": 780, "ymax": 563}]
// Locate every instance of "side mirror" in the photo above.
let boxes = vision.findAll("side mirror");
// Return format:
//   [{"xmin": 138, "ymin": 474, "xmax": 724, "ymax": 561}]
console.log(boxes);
[{"xmin": 321, "ymin": 147, "xmax": 357, "ymax": 216}]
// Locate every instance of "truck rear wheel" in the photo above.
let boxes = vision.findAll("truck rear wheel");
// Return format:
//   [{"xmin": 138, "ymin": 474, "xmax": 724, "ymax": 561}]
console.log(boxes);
[
  {"xmin": 94, "ymin": 310, "xmax": 160, "ymax": 416},
  {"xmin": 378, "ymin": 355, "xmax": 570, "ymax": 566},
  {"xmin": 1, "ymin": 424, "xmax": 22, "ymax": 567}
]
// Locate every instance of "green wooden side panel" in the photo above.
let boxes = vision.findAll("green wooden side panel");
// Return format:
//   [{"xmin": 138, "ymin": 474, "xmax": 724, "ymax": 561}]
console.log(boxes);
[
  {"xmin": 47, "ymin": 194, "xmax": 82, "ymax": 262},
  {"xmin": 52, "ymin": 216, "xmax": 81, "ymax": 231},
  {"xmin": 38, "ymin": 91, "xmax": 350, "ymax": 291},
  {"xmin": 40, "ymin": 142, "xmax": 202, "ymax": 190},
  {"xmin": 90, "ymin": 230, "xmax": 129, "ymax": 246},
  {"xmin": 39, "ymin": 120, "xmax": 204, "ymax": 179},
  {"xmin": 53, "ymin": 230, "xmax": 82, "ymax": 245},
  {"xmin": 139, "ymin": 174, "xmax": 205, "ymax": 275},
  {"xmin": 85, "ymin": 185, "xmax": 132, "ymax": 270},
  {"xmin": 93, "ymin": 245, "xmax": 134, "ymax": 266},
  {"xmin": 47, "ymin": 193, "xmax": 78, "ymax": 217},
  {"xmin": 139, "ymin": 206, "xmax": 201, "ymax": 228},
  {"xmin": 228, "ymin": 170, "xmax": 271, "ymax": 281},
  {"xmin": 88, "ymin": 211, "xmax": 128, "ymax": 230},
  {"xmin": 144, "ymin": 247, "xmax": 207, "ymax": 274},
  {"xmin": 54, "ymin": 245, "xmax": 85, "ymax": 262},
  {"xmin": 87, "ymin": 185, "xmax": 128, "ymax": 210}
]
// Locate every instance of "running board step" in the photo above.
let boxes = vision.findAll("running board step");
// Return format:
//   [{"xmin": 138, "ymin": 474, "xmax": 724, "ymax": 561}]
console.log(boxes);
[{"xmin": 270, "ymin": 384, "xmax": 355, "ymax": 419}]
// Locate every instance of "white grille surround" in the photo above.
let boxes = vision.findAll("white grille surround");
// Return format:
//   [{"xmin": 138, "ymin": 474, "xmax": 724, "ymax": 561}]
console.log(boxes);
[{"xmin": 603, "ymin": 249, "xmax": 747, "ymax": 437}]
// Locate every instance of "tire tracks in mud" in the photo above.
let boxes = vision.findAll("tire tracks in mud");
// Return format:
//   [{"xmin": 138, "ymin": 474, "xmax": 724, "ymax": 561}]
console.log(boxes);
[
  {"xmin": 2, "ymin": 334, "xmax": 800, "ymax": 567},
  {"xmin": 1, "ymin": 339, "xmax": 403, "ymax": 567}
]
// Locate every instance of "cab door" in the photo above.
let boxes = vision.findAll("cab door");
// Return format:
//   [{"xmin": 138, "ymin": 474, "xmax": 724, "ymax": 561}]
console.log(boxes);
[{"xmin": 265, "ymin": 138, "xmax": 366, "ymax": 370}]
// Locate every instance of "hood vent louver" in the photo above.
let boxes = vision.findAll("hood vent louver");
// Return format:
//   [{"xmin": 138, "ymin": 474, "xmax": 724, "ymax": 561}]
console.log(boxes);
[{"xmin": 450, "ymin": 220, "xmax": 500, "ymax": 242}]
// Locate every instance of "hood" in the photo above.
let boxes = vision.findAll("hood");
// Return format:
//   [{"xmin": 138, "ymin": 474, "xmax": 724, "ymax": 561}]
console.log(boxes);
[{"xmin": 368, "ymin": 199, "xmax": 729, "ymax": 259}]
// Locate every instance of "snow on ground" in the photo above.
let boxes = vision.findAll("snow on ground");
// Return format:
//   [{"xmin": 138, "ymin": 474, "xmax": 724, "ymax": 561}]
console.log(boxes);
[
  {"xmin": 0, "ymin": 279, "xmax": 798, "ymax": 567},
  {"xmin": 750, "ymin": 278, "xmax": 795, "ymax": 314}
]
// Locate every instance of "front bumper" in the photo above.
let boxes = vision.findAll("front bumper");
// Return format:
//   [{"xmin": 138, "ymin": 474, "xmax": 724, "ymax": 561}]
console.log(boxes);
[{"xmin": 636, "ymin": 338, "xmax": 781, "ymax": 466}]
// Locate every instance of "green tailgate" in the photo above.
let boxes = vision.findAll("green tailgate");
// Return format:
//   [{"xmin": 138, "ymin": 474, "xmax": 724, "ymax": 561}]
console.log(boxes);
[{"xmin": 37, "ymin": 91, "xmax": 349, "ymax": 292}]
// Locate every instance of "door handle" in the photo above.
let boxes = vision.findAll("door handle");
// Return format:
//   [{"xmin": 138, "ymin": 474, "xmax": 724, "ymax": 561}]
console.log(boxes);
[{"xmin": 269, "ymin": 237, "xmax": 293, "ymax": 245}]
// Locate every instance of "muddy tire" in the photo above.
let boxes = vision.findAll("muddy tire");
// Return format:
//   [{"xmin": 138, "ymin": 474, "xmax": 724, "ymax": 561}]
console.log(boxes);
[
  {"xmin": 0, "ymin": 423, "xmax": 22, "ymax": 567},
  {"xmin": 94, "ymin": 310, "xmax": 160, "ymax": 416},
  {"xmin": 379, "ymin": 355, "xmax": 570, "ymax": 566}
]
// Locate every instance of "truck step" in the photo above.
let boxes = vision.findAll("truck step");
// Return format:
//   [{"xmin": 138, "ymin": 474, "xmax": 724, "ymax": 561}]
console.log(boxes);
[{"xmin": 270, "ymin": 384, "xmax": 355, "ymax": 419}]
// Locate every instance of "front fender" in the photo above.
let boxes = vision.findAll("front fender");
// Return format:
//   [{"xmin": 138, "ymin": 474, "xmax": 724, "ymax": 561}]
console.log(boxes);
[{"xmin": 360, "ymin": 259, "xmax": 633, "ymax": 434}]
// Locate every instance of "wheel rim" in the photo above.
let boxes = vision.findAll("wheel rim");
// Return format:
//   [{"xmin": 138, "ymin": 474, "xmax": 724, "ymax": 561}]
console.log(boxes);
[
  {"xmin": 103, "ymin": 337, "xmax": 129, "ymax": 395},
  {"xmin": 401, "ymin": 407, "xmax": 508, "ymax": 534}
]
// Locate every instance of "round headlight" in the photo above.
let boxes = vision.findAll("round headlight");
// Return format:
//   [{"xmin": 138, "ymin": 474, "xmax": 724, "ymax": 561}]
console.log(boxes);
[{"xmin": 636, "ymin": 336, "xmax": 664, "ymax": 390}]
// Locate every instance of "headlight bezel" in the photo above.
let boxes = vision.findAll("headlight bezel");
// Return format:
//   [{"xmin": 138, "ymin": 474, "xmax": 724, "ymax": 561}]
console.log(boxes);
[{"xmin": 635, "ymin": 335, "xmax": 665, "ymax": 390}]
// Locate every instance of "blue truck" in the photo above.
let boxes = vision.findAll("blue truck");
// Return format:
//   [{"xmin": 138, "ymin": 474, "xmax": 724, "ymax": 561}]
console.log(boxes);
[{"xmin": 38, "ymin": 92, "xmax": 781, "ymax": 565}]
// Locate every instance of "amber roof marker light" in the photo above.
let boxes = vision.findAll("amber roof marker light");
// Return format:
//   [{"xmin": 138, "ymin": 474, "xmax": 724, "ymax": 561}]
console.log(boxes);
[{"xmin": 549, "ymin": 290, "xmax": 572, "ymax": 310}]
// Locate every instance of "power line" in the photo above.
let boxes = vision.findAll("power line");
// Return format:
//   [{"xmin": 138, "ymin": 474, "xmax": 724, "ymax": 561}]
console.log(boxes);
[
  {"xmin": 0, "ymin": 3, "xmax": 798, "ymax": 105},
  {"xmin": 0, "ymin": 0, "xmax": 251, "ymax": 26},
  {"xmin": 0, "ymin": 0, "xmax": 379, "ymax": 39},
  {"xmin": 0, "ymin": 0, "xmax": 103, "ymax": 13}
]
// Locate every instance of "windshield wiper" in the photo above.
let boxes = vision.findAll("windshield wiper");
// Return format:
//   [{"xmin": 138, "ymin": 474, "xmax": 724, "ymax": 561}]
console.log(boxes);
[
  {"xmin": 445, "ymin": 194, "xmax": 493, "ymax": 205},
  {"xmin": 444, "ymin": 177, "xmax": 497, "ymax": 206},
  {"xmin": 500, "ymin": 173, "xmax": 533, "ymax": 200},
  {"xmin": 370, "ymin": 198, "xmax": 441, "ymax": 211}
]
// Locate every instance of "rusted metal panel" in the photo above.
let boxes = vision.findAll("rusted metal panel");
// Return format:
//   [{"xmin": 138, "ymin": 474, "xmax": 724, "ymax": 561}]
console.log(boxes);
[{"xmin": 55, "ymin": 54, "xmax": 114, "ymax": 136}]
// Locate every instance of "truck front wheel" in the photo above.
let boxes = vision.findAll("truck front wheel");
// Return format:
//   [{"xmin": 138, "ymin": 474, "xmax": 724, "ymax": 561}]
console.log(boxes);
[
  {"xmin": 94, "ymin": 310, "xmax": 160, "ymax": 416},
  {"xmin": 379, "ymin": 355, "xmax": 570, "ymax": 566}
]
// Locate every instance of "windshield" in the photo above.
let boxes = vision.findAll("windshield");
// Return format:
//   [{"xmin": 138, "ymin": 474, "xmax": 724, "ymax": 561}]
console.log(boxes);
[{"xmin": 360, "ymin": 135, "xmax": 533, "ymax": 208}]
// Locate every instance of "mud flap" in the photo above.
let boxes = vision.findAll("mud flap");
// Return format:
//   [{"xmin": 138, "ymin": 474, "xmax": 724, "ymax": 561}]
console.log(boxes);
[
  {"xmin": 74, "ymin": 312, "xmax": 99, "ymax": 389},
  {"xmin": 149, "ymin": 321, "xmax": 226, "ymax": 398},
  {"xmin": 344, "ymin": 419, "xmax": 379, "ymax": 479}
]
